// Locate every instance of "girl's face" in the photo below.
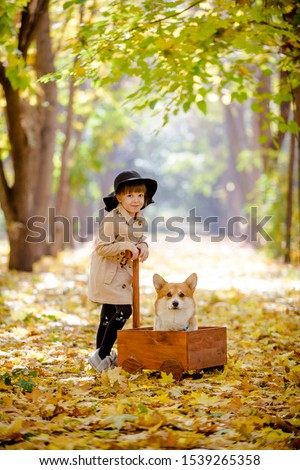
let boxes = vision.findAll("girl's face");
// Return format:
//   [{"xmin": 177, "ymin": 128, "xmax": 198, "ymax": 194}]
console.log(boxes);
[{"xmin": 116, "ymin": 191, "xmax": 145, "ymax": 216}]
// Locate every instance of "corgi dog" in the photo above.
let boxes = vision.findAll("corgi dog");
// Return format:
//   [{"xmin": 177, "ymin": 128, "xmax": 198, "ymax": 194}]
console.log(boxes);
[{"xmin": 153, "ymin": 273, "xmax": 198, "ymax": 331}]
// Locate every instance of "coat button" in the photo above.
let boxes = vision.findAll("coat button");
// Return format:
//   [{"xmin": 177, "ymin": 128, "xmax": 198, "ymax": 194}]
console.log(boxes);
[{"xmin": 122, "ymin": 284, "xmax": 126, "ymax": 288}]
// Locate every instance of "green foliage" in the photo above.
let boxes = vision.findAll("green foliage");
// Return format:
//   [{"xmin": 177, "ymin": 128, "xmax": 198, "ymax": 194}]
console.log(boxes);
[
  {"xmin": 67, "ymin": 88, "xmax": 133, "ymax": 202},
  {"xmin": 5, "ymin": 54, "xmax": 31, "ymax": 90},
  {"xmin": 0, "ymin": 368, "xmax": 37, "ymax": 393},
  {"xmin": 0, "ymin": 1, "xmax": 33, "ymax": 90},
  {"xmin": 1, "ymin": 0, "xmax": 299, "ymax": 263},
  {"xmin": 237, "ymin": 149, "xmax": 262, "ymax": 173},
  {"xmin": 0, "ymin": 1, "xmax": 30, "ymax": 44},
  {"xmin": 61, "ymin": 0, "xmax": 300, "ymax": 120}
]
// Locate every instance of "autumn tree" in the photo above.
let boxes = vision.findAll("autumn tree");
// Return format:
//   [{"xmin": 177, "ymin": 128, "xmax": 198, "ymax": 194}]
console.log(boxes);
[
  {"xmin": 0, "ymin": 0, "xmax": 56, "ymax": 271},
  {"xmin": 0, "ymin": 0, "xmax": 131, "ymax": 270},
  {"xmin": 1, "ymin": 0, "xmax": 300, "ymax": 269},
  {"xmin": 66, "ymin": 0, "xmax": 300, "ymax": 260}
]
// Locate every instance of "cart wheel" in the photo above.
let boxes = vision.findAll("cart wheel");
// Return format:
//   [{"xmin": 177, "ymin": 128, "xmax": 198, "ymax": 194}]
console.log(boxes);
[
  {"xmin": 159, "ymin": 359, "xmax": 184, "ymax": 381},
  {"xmin": 121, "ymin": 356, "xmax": 143, "ymax": 374}
]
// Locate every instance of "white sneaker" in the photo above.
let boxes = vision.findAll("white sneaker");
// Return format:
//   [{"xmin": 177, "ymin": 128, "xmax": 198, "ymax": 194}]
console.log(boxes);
[{"xmin": 88, "ymin": 349, "xmax": 117, "ymax": 372}]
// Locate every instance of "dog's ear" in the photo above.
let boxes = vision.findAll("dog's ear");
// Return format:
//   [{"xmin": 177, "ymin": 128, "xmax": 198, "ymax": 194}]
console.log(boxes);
[
  {"xmin": 153, "ymin": 273, "xmax": 166, "ymax": 292},
  {"xmin": 185, "ymin": 273, "xmax": 198, "ymax": 292}
]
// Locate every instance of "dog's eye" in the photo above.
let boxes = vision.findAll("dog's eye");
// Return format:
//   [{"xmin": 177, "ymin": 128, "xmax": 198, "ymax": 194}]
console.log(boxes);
[
  {"xmin": 179, "ymin": 292, "xmax": 185, "ymax": 298},
  {"xmin": 167, "ymin": 292, "xmax": 172, "ymax": 297}
]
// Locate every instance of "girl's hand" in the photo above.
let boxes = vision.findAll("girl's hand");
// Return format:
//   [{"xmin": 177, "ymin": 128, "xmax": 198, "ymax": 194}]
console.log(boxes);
[
  {"xmin": 136, "ymin": 243, "xmax": 149, "ymax": 262},
  {"xmin": 129, "ymin": 246, "xmax": 140, "ymax": 260}
]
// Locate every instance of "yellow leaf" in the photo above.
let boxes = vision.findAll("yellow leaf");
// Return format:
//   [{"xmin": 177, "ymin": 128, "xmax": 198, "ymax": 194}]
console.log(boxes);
[
  {"xmin": 230, "ymin": 396, "xmax": 243, "ymax": 409},
  {"xmin": 0, "ymin": 418, "xmax": 24, "ymax": 441},
  {"xmin": 100, "ymin": 367, "xmax": 129, "ymax": 391},
  {"xmin": 241, "ymin": 378, "xmax": 257, "ymax": 391},
  {"xmin": 263, "ymin": 427, "xmax": 293, "ymax": 444},
  {"xmin": 137, "ymin": 411, "xmax": 166, "ymax": 432},
  {"xmin": 190, "ymin": 392, "xmax": 219, "ymax": 406},
  {"xmin": 102, "ymin": 414, "xmax": 137, "ymax": 430},
  {"xmin": 158, "ymin": 371, "xmax": 175, "ymax": 384},
  {"xmin": 287, "ymin": 364, "xmax": 300, "ymax": 384},
  {"xmin": 0, "ymin": 395, "xmax": 13, "ymax": 406},
  {"xmin": 155, "ymin": 391, "xmax": 171, "ymax": 404},
  {"xmin": 25, "ymin": 387, "xmax": 42, "ymax": 401}
]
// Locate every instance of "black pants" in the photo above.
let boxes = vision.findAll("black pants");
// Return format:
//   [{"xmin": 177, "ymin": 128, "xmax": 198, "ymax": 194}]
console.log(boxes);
[{"xmin": 96, "ymin": 303, "xmax": 132, "ymax": 359}]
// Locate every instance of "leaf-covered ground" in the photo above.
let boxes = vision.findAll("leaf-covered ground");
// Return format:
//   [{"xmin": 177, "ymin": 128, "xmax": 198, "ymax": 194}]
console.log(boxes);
[{"xmin": 0, "ymin": 236, "xmax": 299, "ymax": 450}]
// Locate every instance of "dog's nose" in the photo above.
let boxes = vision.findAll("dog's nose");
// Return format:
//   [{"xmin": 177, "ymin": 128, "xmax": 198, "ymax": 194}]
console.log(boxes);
[{"xmin": 172, "ymin": 300, "xmax": 179, "ymax": 308}]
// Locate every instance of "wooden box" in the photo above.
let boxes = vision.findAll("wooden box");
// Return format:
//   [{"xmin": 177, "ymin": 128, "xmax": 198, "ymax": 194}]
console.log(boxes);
[
  {"xmin": 118, "ymin": 326, "xmax": 227, "ymax": 379},
  {"xmin": 117, "ymin": 259, "xmax": 227, "ymax": 380}
]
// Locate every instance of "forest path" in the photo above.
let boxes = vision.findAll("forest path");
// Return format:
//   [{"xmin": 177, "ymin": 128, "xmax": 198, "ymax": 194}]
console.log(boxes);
[{"xmin": 0, "ymin": 237, "xmax": 299, "ymax": 450}]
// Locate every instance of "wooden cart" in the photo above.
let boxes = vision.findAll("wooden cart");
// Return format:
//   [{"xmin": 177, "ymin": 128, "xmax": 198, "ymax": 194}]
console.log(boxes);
[{"xmin": 117, "ymin": 259, "xmax": 227, "ymax": 380}]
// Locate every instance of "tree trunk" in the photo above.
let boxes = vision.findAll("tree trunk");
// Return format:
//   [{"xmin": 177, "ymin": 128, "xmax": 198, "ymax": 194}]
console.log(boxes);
[
  {"xmin": 0, "ymin": 61, "xmax": 33, "ymax": 270},
  {"xmin": 284, "ymin": 133, "xmax": 295, "ymax": 263},
  {"xmin": 0, "ymin": 1, "xmax": 57, "ymax": 271},
  {"xmin": 7, "ymin": 223, "xmax": 37, "ymax": 272},
  {"xmin": 293, "ymin": 86, "xmax": 300, "ymax": 262},
  {"xmin": 283, "ymin": 85, "xmax": 300, "ymax": 264},
  {"xmin": 29, "ymin": 5, "xmax": 57, "ymax": 262},
  {"xmin": 222, "ymin": 102, "xmax": 259, "ymax": 237},
  {"xmin": 48, "ymin": 75, "xmax": 75, "ymax": 256}
]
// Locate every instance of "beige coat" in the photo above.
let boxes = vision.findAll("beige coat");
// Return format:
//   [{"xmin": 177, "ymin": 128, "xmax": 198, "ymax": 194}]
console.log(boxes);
[{"xmin": 88, "ymin": 204, "xmax": 147, "ymax": 305}]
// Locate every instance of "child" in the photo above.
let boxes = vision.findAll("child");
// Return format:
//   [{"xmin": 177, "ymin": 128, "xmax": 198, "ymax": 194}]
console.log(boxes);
[{"xmin": 88, "ymin": 170, "xmax": 157, "ymax": 372}]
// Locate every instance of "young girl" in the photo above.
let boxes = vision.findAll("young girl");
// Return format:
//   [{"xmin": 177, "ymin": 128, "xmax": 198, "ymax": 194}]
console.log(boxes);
[{"xmin": 88, "ymin": 170, "xmax": 157, "ymax": 372}]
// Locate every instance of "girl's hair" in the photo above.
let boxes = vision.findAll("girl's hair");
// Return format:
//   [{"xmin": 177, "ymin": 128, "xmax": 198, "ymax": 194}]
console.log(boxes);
[
  {"xmin": 117, "ymin": 183, "xmax": 150, "ymax": 206},
  {"xmin": 117, "ymin": 183, "xmax": 146, "ymax": 195}
]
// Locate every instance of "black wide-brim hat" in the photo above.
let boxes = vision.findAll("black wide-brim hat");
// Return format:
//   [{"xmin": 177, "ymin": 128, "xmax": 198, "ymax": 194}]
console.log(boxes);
[{"xmin": 103, "ymin": 170, "xmax": 158, "ymax": 212}]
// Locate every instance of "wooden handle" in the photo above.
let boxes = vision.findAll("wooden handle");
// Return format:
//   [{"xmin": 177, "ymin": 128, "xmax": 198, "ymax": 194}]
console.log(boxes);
[
  {"xmin": 125, "ymin": 250, "xmax": 140, "ymax": 328},
  {"xmin": 132, "ymin": 258, "xmax": 140, "ymax": 328}
]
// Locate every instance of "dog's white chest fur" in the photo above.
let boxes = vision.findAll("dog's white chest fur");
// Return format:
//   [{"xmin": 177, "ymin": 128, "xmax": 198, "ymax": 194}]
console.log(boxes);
[{"xmin": 155, "ymin": 297, "xmax": 195, "ymax": 331}]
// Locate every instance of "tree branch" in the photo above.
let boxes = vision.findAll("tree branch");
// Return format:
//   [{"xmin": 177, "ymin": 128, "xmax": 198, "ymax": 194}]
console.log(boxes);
[
  {"xmin": 139, "ymin": 0, "xmax": 205, "ymax": 28},
  {"xmin": 18, "ymin": 0, "xmax": 49, "ymax": 59},
  {"xmin": 0, "ymin": 61, "xmax": 29, "ymax": 217},
  {"xmin": 98, "ymin": 1, "xmax": 205, "ymax": 52}
]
